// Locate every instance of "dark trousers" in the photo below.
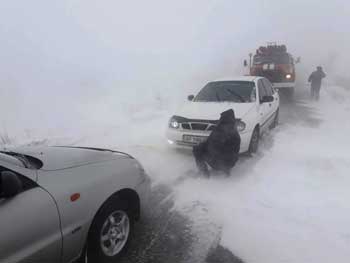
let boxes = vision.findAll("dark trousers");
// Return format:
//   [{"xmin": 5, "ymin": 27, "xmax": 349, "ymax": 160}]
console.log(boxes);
[
  {"xmin": 311, "ymin": 86, "xmax": 321, "ymax": 101},
  {"xmin": 193, "ymin": 143, "xmax": 234, "ymax": 176},
  {"xmin": 193, "ymin": 143, "xmax": 210, "ymax": 177}
]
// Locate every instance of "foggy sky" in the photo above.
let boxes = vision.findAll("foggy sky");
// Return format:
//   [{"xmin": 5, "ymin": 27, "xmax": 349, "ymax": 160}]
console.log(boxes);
[{"xmin": 1, "ymin": 0, "xmax": 349, "ymax": 138}]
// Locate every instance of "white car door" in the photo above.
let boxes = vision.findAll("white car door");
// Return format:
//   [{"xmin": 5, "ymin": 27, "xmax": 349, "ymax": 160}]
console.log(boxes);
[
  {"xmin": 0, "ymin": 166, "xmax": 62, "ymax": 263},
  {"xmin": 261, "ymin": 78, "xmax": 277, "ymax": 127},
  {"xmin": 257, "ymin": 79, "xmax": 270, "ymax": 131}
]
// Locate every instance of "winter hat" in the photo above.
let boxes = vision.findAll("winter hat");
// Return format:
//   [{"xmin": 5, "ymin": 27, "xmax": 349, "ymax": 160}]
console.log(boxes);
[{"xmin": 220, "ymin": 109, "xmax": 235, "ymax": 121}]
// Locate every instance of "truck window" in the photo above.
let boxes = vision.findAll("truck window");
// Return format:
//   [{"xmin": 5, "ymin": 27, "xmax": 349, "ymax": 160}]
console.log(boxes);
[{"xmin": 253, "ymin": 53, "xmax": 291, "ymax": 65}]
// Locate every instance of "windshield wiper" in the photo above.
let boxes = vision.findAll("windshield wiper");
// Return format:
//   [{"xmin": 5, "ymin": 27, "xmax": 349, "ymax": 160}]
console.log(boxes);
[
  {"xmin": 225, "ymin": 89, "xmax": 246, "ymax": 102},
  {"xmin": 0, "ymin": 151, "xmax": 30, "ymax": 168}
]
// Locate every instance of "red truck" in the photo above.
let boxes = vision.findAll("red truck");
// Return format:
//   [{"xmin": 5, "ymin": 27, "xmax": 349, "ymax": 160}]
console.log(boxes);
[{"xmin": 245, "ymin": 43, "xmax": 300, "ymax": 96}]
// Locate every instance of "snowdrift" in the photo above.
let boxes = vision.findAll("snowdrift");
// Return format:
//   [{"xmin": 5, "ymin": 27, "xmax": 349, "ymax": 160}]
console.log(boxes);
[{"xmin": 173, "ymin": 85, "xmax": 350, "ymax": 263}]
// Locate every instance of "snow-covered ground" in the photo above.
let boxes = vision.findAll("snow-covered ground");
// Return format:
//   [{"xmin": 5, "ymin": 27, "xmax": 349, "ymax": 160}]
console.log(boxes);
[
  {"xmin": 2, "ymin": 1, "xmax": 350, "ymax": 262},
  {"xmin": 172, "ymin": 85, "xmax": 350, "ymax": 263},
  {"xmin": 75, "ymin": 83, "xmax": 350, "ymax": 263},
  {"xmin": 2, "ymin": 83, "xmax": 350, "ymax": 263}
]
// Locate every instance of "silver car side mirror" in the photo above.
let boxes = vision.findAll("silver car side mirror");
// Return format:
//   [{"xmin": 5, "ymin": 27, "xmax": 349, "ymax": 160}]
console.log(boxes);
[{"xmin": 1, "ymin": 171, "xmax": 23, "ymax": 198}]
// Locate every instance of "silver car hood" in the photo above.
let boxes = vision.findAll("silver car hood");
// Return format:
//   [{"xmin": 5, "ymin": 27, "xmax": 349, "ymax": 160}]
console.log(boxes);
[{"xmin": 10, "ymin": 146, "xmax": 131, "ymax": 171}]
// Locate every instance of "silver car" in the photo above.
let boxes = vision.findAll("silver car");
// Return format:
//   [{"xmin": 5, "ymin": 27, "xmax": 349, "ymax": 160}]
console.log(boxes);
[{"xmin": 0, "ymin": 146, "xmax": 151, "ymax": 263}]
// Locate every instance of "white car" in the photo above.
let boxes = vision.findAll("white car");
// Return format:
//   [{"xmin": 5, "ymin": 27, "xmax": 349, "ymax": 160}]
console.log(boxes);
[
  {"xmin": 0, "ymin": 146, "xmax": 151, "ymax": 263},
  {"xmin": 166, "ymin": 76, "xmax": 279, "ymax": 154}
]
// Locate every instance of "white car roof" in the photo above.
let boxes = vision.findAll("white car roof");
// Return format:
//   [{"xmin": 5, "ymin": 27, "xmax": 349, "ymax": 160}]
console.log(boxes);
[{"xmin": 212, "ymin": 76, "xmax": 262, "ymax": 82}]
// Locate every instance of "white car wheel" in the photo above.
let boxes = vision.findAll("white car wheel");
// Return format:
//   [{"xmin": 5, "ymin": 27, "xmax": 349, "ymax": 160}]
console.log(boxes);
[
  {"xmin": 248, "ymin": 128, "xmax": 260, "ymax": 154},
  {"xmin": 270, "ymin": 109, "xmax": 279, "ymax": 129}
]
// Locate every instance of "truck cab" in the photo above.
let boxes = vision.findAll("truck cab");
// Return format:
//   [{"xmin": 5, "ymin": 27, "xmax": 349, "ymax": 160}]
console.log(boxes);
[{"xmin": 245, "ymin": 44, "xmax": 299, "ymax": 96}]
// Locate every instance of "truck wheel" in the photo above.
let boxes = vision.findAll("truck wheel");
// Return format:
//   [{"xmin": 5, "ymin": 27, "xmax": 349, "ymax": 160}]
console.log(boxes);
[{"xmin": 248, "ymin": 127, "xmax": 260, "ymax": 155}]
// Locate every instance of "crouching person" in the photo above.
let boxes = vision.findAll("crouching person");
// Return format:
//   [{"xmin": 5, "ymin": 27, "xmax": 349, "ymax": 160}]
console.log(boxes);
[{"xmin": 193, "ymin": 109, "xmax": 241, "ymax": 177}]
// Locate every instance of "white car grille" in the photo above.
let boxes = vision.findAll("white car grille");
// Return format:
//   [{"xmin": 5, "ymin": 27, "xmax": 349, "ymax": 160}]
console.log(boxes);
[{"xmin": 181, "ymin": 122, "xmax": 216, "ymax": 131}]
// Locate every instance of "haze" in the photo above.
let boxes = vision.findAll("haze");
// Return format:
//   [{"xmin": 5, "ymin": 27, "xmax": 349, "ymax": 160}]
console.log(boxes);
[{"xmin": 1, "ymin": 0, "xmax": 349, "ymax": 141}]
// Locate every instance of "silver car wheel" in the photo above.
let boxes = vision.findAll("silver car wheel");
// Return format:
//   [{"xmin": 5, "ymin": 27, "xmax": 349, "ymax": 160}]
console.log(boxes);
[{"xmin": 100, "ymin": 210, "xmax": 130, "ymax": 257}]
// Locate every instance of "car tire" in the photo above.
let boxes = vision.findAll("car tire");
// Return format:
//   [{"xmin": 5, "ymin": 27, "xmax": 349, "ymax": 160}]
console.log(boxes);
[
  {"xmin": 85, "ymin": 197, "xmax": 134, "ymax": 263},
  {"xmin": 248, "ymin": 127, "xmax": 260, "ymax": 155},
  {"xmin": 270, "ymin": 109, "xmax": 279, "ymax": 129}
]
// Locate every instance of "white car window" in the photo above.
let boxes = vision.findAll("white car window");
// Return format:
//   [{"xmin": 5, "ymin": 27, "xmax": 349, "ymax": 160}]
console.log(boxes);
[
  {"xmin": 250, "ymin": 87, "xmax": 257, "ymax": 102},
  {"xmin": 262, "ymin": 79, "xmax": 273, "ymax": 96},
  {"xmin": 258, "ymin": 80, "xmax": 267, "ymax": 102},
  {"xmin": 261, "ymin": 79, "xmax": 273, "ymax": 96}
]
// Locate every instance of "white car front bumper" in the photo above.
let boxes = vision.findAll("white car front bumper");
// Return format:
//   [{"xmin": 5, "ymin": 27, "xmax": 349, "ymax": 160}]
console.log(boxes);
[{"xmin": 166, "ymin": 128, "xmax": 252, "ymax": 153}]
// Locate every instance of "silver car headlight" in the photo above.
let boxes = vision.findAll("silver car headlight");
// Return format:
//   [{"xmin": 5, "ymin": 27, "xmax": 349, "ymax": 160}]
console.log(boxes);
[
  {"xmin": 236, "ymin": 120, "xmax": 246, "ymax": 132},
  {"xmin": 169, "ymin": 117, "xmax": 180, "ymax": 129}
]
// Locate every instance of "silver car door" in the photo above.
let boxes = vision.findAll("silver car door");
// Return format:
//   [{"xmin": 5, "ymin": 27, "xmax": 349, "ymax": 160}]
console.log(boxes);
[{"xmin": 0, "ymin": 168, "xmax": 62, "ymax": 263}]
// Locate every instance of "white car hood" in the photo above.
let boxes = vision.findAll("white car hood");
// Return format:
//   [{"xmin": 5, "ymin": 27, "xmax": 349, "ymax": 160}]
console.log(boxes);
[{"xmin": 175, "ymin": 102, "xmax": 255, "ymax": 120}]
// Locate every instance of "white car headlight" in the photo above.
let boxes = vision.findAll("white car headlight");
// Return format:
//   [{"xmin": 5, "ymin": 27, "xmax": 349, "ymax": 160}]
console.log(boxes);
[
  {"xmin": 237, "ymin": 121, "xmax": 246, "ymax": 132},
  {"xmin": 169, "ymin": 117, "xmax": 180, "ymax": 129}
]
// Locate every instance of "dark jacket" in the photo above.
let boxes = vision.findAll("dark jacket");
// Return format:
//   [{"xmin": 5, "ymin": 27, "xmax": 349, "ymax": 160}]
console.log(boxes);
[
  {"xmin": 206, "ymin": 109, "xmax": 241, "ymax": 169},
  {"xmin": 308, "ymin": 70, "xmax": 326, "ymax": 88}
]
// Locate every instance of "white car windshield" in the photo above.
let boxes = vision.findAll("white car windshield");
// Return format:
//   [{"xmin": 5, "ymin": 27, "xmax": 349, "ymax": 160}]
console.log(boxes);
[{"xmin": 194, "ymin": 81, "xmax": 256, "ymax": 103}]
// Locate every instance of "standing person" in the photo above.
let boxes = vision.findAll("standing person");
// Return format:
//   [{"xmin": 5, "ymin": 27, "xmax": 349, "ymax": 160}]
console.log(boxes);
[
  {"xmin": 193, "ymin": 109, "xmax": 241, "ymax": 177},
  {"xmin": 308, "ymin": 66, "xmax": 326, "ymax": 101}
]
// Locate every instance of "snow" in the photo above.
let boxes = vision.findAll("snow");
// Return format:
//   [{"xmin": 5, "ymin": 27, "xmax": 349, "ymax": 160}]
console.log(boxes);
[
  {"xmin": 2, "ymin": 69, "xmax": 350, "ymax": 262},
  {"xmin": 173, "ymin": 85, "xmax": 350, "ymax": 263},
  {"xmin": 2, "ymin": 82, "xmax": 350, "ymax": 262},
  {"xmin": 1, "ymin": 1, "xmax": 350, "ymax": 262}
]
